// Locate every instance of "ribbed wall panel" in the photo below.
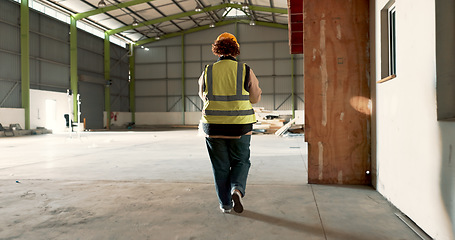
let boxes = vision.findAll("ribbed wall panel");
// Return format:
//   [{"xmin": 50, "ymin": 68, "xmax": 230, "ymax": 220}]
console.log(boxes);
[
  {"xmin": 136, "ymin": 97, "xmax": 166, "ymax": 112},
  {"xmin": 257, "ymin": 95, "xmax": 274, "ymax": 110},
  {"xmin": 168, "ymin": 96, "xmax": 182, "ymax": 112},
  {"xmin": 40, "ymin": 62, "xmax": 70, "ymax": 88},
  {"xmin": 29, "ymin": 33, "xmax": 40, "ymax": 57},
  {"xmin": 0, "ymin": 81, "xmax": 20, "ymax": 108},
  {"xmin": 29, "ymin": 11, "xmax": 40, "ymax": 32},
  {"xmin": 275, "ymin": 59, "xmax": 292, "ymax": 75},
  {"xmin": 275, "ymin": 94, "xmax": 293, "ymax": 110},
  {"xmin": 0, "ymin": 52, "xmax": 20, "ymax": 80},
  {"xmin": 241, "ymin": 43, "xmax": 274, "ymax": 59},
  {"xmin": 275, "ymin": 76, "xmax": 292, "ymax": 94},
  {"xmin": 135, "ymin": 64, "xmax": 166, "ymax": 79},
  {"xmin": 39, "ymin": 15, "xmax": 68, "ymax": 41},
  {"xmin": 185, "ymin": 96, "xmax": 202, "ymax": 112},
  {"xmin": 185, "ymin": 62, "xmax": 203, "ymax": 78},
  {"xmin": 78, "ymin": 31, "xmax": 103, "ymax": 54},
  {"xmin": 184, "ymin": 79, "xmax": 198, "ymax": 95},
  {"xmin": 109, "ymin": 44, "xmax": 129, "ymax": 112},
  {"xmin": 258, "ymin": 77, "xmax": 274, "ymax": 94},
  {"xmin": 0, "ymin": 0, "xmax": 19, "ymax": 23},
  {"xmin": 167, "ymin": 79, "xmax": 182, "ymax": 96},
  {"xmin": 247, "ymin": 60, "xmax": 274, "ymax": 76},
  {"xmin": 79, "ymin": 82, "xmax": 104, "ymax": 129},
  {"xmin": 41, "ymin": 38, "xmax": 69, "ymax": 63},
  {"xmin": 184, "ymin": 45, "xmax": 200, "ymax": 62},
  {"xmin": 0, "ymin": 22, "xmax": 20, "ymax": 52},
  {"xmin": 167, "ymin": 46, "xmax": 182, "ymax": 62},
  {"xmin": 167, "ymin": 63, "xmax": 181, "ymax": 79},
  {"xmin": 29, "ymin": 59, "xmax": 39, "ymax": 84},
  {"xmin": 78, "ymin": 49, "xmax": 103, "ymax": 74},
  {"xmin": 296, "ymin": 76, "xmax": 304, "ymax": 94}
]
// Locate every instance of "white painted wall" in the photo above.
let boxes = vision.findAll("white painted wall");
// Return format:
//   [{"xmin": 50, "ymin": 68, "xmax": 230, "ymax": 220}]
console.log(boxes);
[
  {"xmin": 0, "ymin": 90, "xmax": 71, "ymax": 132},
  {"xmin": 30, "ymin": 89, "xmax": 71, "ymax": 133},
  {"xmin": 0, "ymin": 108, "xmax": 25, "ymax": 129},
  {"xmin": 373, "ymin": 0, "xmax": 455, "ymax": 239}
]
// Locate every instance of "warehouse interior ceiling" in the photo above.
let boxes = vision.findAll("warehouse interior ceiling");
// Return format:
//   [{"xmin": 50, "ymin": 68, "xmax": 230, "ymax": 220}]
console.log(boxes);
[{"xmin": 41, "ymin": 0, "xmax": 289, "ymax": 44}]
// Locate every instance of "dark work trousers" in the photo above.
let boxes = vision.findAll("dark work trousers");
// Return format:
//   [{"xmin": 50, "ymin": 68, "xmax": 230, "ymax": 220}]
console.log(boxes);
[{"xmin": 205, "ymin": 135, "xmax": 251, "ymax": 209}]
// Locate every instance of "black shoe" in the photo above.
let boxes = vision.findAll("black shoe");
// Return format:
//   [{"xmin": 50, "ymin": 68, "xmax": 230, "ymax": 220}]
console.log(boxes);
[{"xmin": 232, "ymin": 190, "xmax": 244, "ymax": 213}]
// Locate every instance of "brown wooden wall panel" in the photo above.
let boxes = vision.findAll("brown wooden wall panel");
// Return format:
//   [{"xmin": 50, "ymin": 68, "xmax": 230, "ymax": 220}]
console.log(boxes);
[{"xmin": 304, "ymin": 0, "xmax": 371, "ymax": 184}]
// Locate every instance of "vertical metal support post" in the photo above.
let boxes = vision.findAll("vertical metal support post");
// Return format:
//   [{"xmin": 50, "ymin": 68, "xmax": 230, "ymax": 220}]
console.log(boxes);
[
  {"xmin": 291, "ymin": 54, "xmax": 295, "ymax": 118},
  {"xmin": 104, "ymin": 33, "xmax": 111, "ymax": 129},
  {"xmin": 181, "ymin": 34, "xmax": 186, "ymax": 125},
  {"xmin": 129, "ymin": 43, "xmax": 135, "ymax": 123},
  {"xmin": 70, "ymin": 16, "xmax": 79, "ymax": 122},
  {"xmin": 21, "ymin": 0, "xmax": 30, "ymax": 130}
]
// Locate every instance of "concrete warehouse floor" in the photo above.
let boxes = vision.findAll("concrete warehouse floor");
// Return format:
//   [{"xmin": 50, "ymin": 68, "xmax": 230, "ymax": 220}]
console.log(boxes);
[{"xmin": 0, "ymin": 129, "xmax": 420, "ymax": 240}]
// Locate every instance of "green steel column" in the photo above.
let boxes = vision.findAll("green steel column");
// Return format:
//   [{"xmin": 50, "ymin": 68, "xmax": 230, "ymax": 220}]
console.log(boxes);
[
  {"xmin": 291, "ymin": 54, "xmax": 295, "ymax": 118},
  {"xmin": 70, "ymin": 16, "xmax": 78, "ymax": 122},
  {"xmin": 20, "ymin": 0, "xmax": 30, "ymax": 130},
  {"xmin": 181, "ymin": 34, "xmax": 185, "ymax": 125},
  {"xmin": 129, "ymin": 43, "xmax": 135, "ymax": 123},
  {"xmin": 104, "ymin": 33, "xmax": 111, "ymax": 129}
]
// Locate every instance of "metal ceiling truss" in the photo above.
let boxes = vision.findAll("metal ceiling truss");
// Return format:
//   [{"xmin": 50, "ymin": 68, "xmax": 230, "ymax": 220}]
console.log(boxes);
[
  {"xmin": 72, "ymin": 0, "xmax": 156, "ymax": 20},
  {"xmin": 105, "ymin": 3, "xmax": 287, "ymax": 38},
  {"xmin": 147, "ymin": 2, "xmax": 183, "ymax": 33},
  {"xmin": 135, "ymin": 19, "xmax": 287, "ymax": 46},
  {"xmin": 78, "ymin": 0, "xmax": 140, "ymax": 41}
]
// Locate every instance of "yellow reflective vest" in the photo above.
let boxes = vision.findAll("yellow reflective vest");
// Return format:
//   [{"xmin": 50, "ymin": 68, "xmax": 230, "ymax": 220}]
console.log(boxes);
[{"xmin": 201, "ymin": 59, "xmax": 256, "ymax": 124}]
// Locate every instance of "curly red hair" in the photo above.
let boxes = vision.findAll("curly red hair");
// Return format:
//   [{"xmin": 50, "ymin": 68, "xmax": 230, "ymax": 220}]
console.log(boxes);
[{"xmin": 212, "ymin": 38, "xmax": 240, "ymax": 57}]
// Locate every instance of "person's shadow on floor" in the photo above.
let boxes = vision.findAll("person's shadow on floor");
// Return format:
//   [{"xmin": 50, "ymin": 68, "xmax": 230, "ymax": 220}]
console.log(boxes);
[{"xmin": 237, "ymin": 210, "xmax": 368, "ymax": 240}]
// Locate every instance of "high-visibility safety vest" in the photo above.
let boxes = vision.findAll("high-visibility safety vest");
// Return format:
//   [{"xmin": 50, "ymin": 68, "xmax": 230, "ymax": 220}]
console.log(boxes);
[{"xmin": 201, "ymin": 59, "xmax": 256, "ymax": 124}]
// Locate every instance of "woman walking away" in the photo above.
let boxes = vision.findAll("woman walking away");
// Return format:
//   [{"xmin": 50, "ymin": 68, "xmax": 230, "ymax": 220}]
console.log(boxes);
[{"xmin": 198, "ymin": 32, "xmax": 262, "ymax": 213}]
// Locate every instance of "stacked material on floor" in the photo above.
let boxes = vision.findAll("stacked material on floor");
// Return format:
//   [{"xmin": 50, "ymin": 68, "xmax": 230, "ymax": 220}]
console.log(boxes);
[
  {"xmin": 0, "ymin": 123, "xmax": 52, "ymax": 137},
  {"xmin": 252, "ymin": 108, "xmax": 289, "ymax": 135},
  {"xmin": 252, "ymin": 108, "xmax": 305, "ymax": 136}
]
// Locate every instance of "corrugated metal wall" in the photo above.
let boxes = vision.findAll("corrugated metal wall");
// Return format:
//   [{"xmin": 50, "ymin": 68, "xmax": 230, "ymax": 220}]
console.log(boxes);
[
  {"xmin": 135, "ymin": 24, "xmax": 304, "ymax": 113},
  {"xmin": 29, "ymin": 9, "xmax": 70, "ymax": 92},
  {"xmin": 78, "ymin": 30, "xmax": 129, "ymax": 129},
  {"xmin": 0, "ymin": 0, "xmax": 21, "ymax": 108},
  {"xmin": 0, "ymin": 0, "xmax": 129, "ymax": 129}
]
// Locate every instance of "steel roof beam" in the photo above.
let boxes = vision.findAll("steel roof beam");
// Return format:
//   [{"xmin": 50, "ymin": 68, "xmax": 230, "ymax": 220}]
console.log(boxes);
[
  {"xmin": 147, "ymin": 2, "xmax": 183, "ymax": 33},
  {"xmin": 79, "ymin": 0, "xmax": 140, "ymax": 40},
  {"xmin": 73, "ymin": 0, "xmax": 156, "ymax": 20},
  {"xmin": 172, "ymin": 0, "xmax": 201, "ymax": 27},
  {"xmin": 135, "ymin": 20, "xmax": 287, "ymax": 46},
  {"xmin": 196, "ymin": 0, "xmax": 220, "ymax": 22},
  {"xmin": 269, "ymin": 0, "xmax": 276, "ymax": 22},
  {"xmin": 247, "ymin": 0, "xmax": 258, "ymax": 21},
  {"xmin": 107, "ymin": 3, "xmax": 287, "ymax": 36}
]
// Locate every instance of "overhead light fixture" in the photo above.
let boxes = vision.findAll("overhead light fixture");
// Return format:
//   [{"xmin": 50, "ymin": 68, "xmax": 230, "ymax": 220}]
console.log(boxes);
[
  {"xmin": 144, "ymin": 48, "xmax": 150, "ymax": 51},
  {"xmin": 140, "ymin": 46, "xmax": 144, "ymax": 49},
  {"xmin": 242, "ymin": 2, "xmax": 249, "ymax": 10},
  {"xmin": 155, "ymin": 36, "xmax": 161, "ymax": 40},
  {"xmin": 132, "ymin": 19, "xmax": 139, "ymax": 26},
  {"xmin": 249, "ymin": 20, "xmax": 255, "ymax": 26},
  {"xmin": 195, "ymin": 5, "xmax": 202, "ymax": 12},
  {"xmin": 98, "ymin": 0, "xmax": 106, "ymax": 7},
  {"xmin": 209, "ymin": 22, "xmax": 215, "ymax": 28}
]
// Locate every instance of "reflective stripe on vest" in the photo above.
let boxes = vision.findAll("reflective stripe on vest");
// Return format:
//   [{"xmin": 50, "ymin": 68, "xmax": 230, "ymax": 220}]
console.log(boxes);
[{"xmin": 202, "ymin": 60, "xmax": 255, "ymax": 124}]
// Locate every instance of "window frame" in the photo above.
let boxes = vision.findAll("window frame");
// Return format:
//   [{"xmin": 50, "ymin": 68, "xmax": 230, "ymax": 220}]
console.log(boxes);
[{"xmin": 378, "ymin": 0, "xmax": 397, "ymax": 83}]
